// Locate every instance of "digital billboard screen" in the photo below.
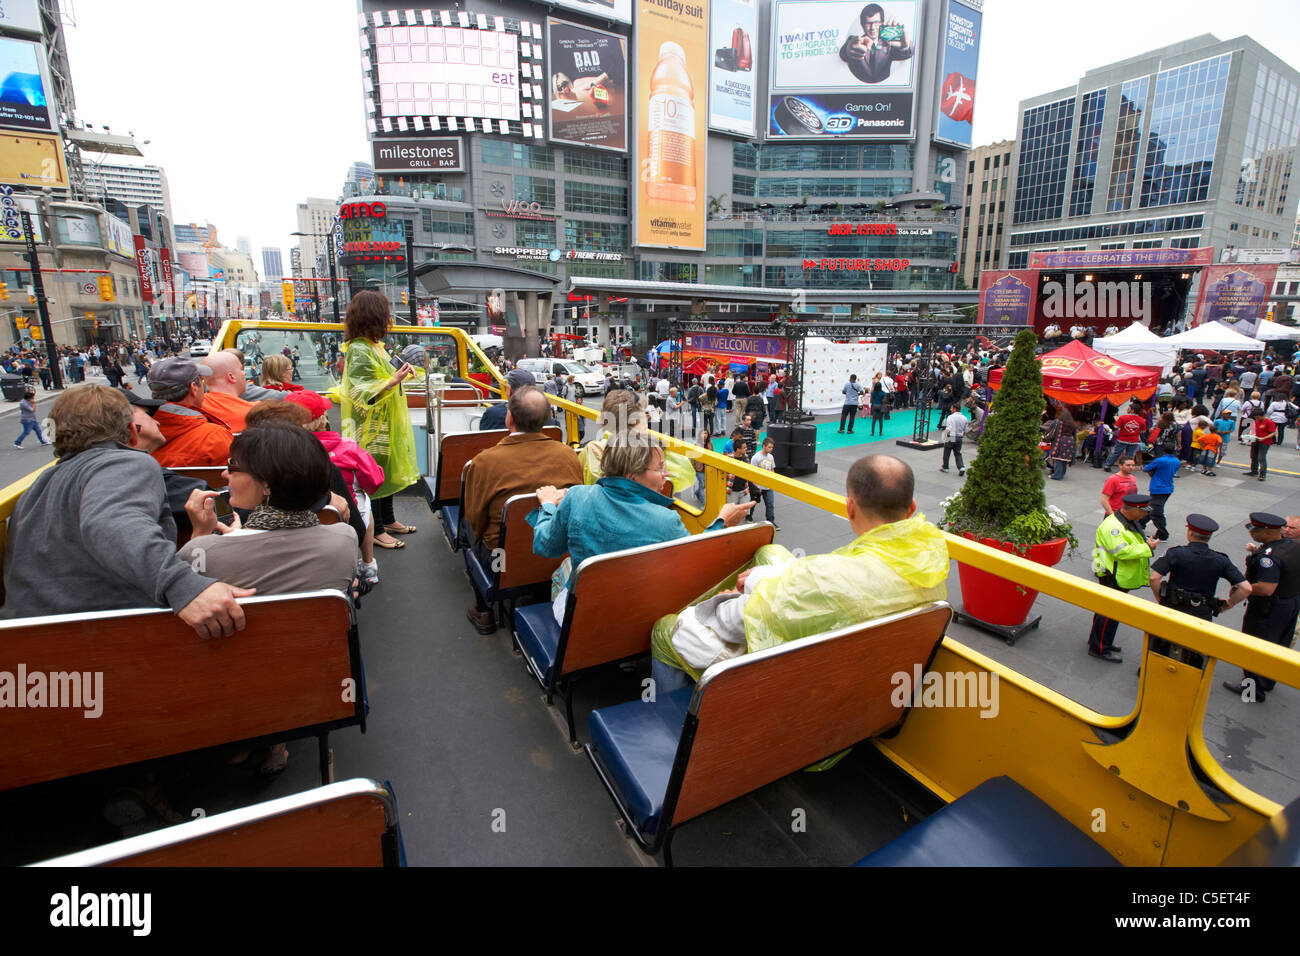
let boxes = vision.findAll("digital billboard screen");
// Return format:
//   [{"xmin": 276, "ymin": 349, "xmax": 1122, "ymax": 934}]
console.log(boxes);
[
  {"xmin": 934, "ymin": 0, "xmax": 982, "ymax": 148},
  {"xmin": 767, "ymin": 0, "xmax": 919, "ymax": 139},
  {"xmin": 550, "ymin": 0, "xmax": 633, "ymax": 25},
  {"xmin": 360, "ymin": 11, "xmax": 546, "ymax": 140},
  {"xmin": 634, "ymin": 0, "xmax": 709, "ymax": 250},
  {"xmin": 547, "ymin": 18, "xmax": 628, "ymax": 152},
  {"xmin": 708, "ymin": 0, "xmax": 757, "ymax": 137},
  {"xmin": 0, "ymin": 36, "xmax": 55, "ymax": 132}
]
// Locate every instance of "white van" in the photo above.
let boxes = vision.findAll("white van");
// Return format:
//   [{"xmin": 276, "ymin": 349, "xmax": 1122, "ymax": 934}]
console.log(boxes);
[{"xmin": 516, "ymin": 358, "xmax": 605, "ymax": 397}]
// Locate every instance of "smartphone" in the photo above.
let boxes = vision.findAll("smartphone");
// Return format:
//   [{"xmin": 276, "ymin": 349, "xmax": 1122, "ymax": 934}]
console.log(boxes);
[
  {"xmin": 212, "ymin": 490, "xmax": 234, "ymax": 521},
  {"xmin": 390, "ymin": 353, "xmax": 405, "ymax": 371}
]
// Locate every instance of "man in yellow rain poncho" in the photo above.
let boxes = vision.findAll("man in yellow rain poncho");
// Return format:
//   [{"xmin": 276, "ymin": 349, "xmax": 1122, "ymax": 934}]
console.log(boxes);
[{"xmin": 651, "ymin": 455, "xmax": 948, "ymax": 691}]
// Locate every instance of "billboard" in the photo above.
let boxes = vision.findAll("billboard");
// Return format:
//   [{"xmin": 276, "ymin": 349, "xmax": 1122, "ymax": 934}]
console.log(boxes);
[
  {"xmin": 1193, "ymin": 264, "xmax": 1278, "ymax": 338},
  {"xmin": 0, "ymin": 186, "xmax": 42, "ymax": 242},
  {"xmin": 634, "ymin": 0, "xmax": 708, "ymax": 250},
  {"xmin": 371, "ymin": 136, "xmax": 464, "ymax": 172},
  {"xmin": 0, "ymin": 130, "xmax": 66, "ymax": 188},
  {"xmin": 1028, "ymin": 247, "xmax": 1215, "ymax": 269},
  {"xmin": 102, "ymin": 213, "xmax": 135, "ymax": 259},
  {"xmin": 978, "ymin": 271, "xmax": 1035, "ymax": 327},
  {"xmin": 708, "ymin": 0, "xmax": 757, "ymax": 136},
  {"xmin": 360, "ymin": 14, "xmax": 546, "ymax": 140},
  {"xmin": 546, "ymin": 18, "xmax": 628, "ymax": 152},
  {"xmin": 768, "ymin": 0, "xmax": 918, "ymax": 139},
  {"xmin": 934, "ymin": 0, "xmax": 981, "ymax": 148},
  {"xmin": 1220, "ymin": 247, "xmax": 1300, "ymax": 265},
  {"xmin": 0, "ymin": 36, "xmax": 55, "ymax": 132},
  {"xmin": 0, "ymin": 1, "xmax": 43, "ymax": 36},
  {"xmin": 550, "ymin": 0, "xmax": 633, "ymax": 25}
]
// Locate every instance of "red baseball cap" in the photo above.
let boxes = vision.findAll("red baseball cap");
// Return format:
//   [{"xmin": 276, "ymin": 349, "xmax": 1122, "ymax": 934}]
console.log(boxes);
[{"xmin": 283, "ymin": 389, "xmax": 331, "ymax": 420}]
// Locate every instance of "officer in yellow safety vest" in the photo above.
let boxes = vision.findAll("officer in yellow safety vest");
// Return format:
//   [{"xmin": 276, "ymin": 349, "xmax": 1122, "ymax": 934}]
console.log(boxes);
[{"xmin": 1089, "ymin": 492, "xmax": 1161, "ymax": 663}]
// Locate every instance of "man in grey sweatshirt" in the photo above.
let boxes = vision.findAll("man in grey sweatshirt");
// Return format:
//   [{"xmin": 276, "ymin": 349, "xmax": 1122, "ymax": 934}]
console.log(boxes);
[{"xmin": 0, "ymin": 385, "xmax": 254, "ymax": 637}]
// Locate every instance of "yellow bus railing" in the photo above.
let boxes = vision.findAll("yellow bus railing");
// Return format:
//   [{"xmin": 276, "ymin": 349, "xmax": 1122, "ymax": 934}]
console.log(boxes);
[{"xmin": 126, "ymin": 319, "xmax": 1300, "ymax": 863}]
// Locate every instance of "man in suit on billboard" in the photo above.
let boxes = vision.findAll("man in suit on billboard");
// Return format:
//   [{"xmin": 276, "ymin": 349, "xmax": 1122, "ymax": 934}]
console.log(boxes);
[{"xmin": 839, "ymin": 3, "xmax": 914, "ymax": 85}]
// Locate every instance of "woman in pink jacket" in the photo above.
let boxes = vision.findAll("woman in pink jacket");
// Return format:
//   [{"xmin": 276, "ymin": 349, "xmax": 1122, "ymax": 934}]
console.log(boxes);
[{"xmin": 285, "ymin": 390, "xmax": 385, "ymax": 584}]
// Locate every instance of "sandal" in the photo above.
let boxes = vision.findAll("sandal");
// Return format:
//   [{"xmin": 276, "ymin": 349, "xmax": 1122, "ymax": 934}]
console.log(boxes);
[
  {"xmin": 384, "ymin": 522, "xmax": 418, "ymax": 535},
  {"xmin": 374, "ymin": 536, "xmax": 405, "ymax": 549}
]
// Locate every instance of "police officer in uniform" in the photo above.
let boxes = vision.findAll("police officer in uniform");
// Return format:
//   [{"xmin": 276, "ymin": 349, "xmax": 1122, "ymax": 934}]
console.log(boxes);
[
  {"xmin": 1223, "ymin": 512, "xmax": 1300, "ymax": 703},
  {"xmin": 1089, "ymin": 492, "xmax": 1159, "ymax": 663},
  {"xmin": 1148, "ymin": 514, "xmax": 1251, "ymax": 667}
]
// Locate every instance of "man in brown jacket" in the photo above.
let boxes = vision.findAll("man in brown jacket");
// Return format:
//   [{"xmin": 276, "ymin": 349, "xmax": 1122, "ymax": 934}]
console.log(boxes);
[{"xmin": 464, "ymin": 385, "xmax": 581, "ymax": 633}]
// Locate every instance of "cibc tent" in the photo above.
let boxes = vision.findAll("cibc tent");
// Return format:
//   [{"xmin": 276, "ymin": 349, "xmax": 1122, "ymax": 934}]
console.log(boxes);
[{"xmin": 990, "ymin": 339, "xmax": 1160, "ymax": 405}]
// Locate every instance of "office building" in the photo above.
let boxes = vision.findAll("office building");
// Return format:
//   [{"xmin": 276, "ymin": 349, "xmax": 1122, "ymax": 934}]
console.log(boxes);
[
  {"xmin": 957, "ymin": 139, "xmax": 1013, "ymax": 287},
  {"xmin": 83, "ymin": 161, "xmax": 175, "ymax": 224},
  {"xmin": 1007, "ymin": 35, "xmax": 1300, "ymax": 268},
  {"xmin": 262, "ymin": 247, "xmax": 284, "ymax": 280}
]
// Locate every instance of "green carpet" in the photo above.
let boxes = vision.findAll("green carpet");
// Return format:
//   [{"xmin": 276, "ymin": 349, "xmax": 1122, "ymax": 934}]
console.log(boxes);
[{"xmin": 762, "ymin": 408, "xmax": 969, "ymax": 452}]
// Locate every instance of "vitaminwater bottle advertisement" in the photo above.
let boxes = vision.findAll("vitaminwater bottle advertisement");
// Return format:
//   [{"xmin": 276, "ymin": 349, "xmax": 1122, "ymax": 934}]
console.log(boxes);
[
  {"xmin": 547, "ymin": 18, "xmax": 628, "ymax": 153},
  {"xmin": 634, "ymin": 0, "xmax": 709, "ymax": 250}
]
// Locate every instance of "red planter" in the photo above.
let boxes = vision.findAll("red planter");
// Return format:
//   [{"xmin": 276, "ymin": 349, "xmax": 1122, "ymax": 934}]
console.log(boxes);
[{"xmin": 957, "ymin": 535, "xmax": 1068, "ymax": 627}]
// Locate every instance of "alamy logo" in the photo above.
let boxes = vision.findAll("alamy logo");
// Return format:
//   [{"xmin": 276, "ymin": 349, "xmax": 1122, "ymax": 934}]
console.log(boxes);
[
  {"xmin": 50, "ymin": 886, "xmax": 151, "ymax": 936},
  {"xmin": 1041, "ymin": 274, "xmax": 1150, "ymax": 322},
  {"xmin": 0, "ymin": 665, "xmax": 103, "ymax": 718}
]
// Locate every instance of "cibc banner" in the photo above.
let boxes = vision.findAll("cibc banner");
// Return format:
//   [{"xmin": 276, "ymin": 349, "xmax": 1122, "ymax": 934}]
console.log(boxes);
[{"xmin": 634, "ymin": 0, "xmax": 709, "ymax": 250}]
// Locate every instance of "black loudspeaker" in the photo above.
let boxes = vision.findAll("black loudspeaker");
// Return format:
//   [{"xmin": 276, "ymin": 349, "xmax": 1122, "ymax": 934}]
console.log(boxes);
[
  {"xmin": 787, "ymin": 424, "xmax": 817, "ymax": 474},
  {"xmin": 766, "ymin": 422, "xmax": 791, "ymax": 468}
]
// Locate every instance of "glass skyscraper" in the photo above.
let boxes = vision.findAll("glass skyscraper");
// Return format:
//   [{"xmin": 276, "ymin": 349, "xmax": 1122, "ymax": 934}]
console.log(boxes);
[{"xmin": 1005, "ymin": 35, "xmax": 1300, "ymax": 269}]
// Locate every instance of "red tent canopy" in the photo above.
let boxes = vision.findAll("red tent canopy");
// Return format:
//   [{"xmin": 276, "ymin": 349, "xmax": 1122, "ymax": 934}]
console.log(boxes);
[{"xmin": 989, "ymin": 339, "xmax": 1159, "ymax": 404}]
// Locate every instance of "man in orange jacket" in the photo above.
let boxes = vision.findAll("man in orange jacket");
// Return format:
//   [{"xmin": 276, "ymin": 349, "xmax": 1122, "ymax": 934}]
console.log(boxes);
[
  {"xmin": 200, "ymin": 350, "xmax": 260, "ymax": 431},
  {"xmin": 146, "ymin": 357, "xmax": 234, "ymax": 468}
]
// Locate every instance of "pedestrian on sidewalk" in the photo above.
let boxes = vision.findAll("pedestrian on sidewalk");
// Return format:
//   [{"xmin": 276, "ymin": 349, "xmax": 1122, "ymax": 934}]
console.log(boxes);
[
  {"xmin": 1142, "ymin": 445, "xmax": 1181, "ymax": 541},
  {"xmin": 1243, "ymin": 410, "xmax": 1276, "ymax": 482},
  {"xmin": 13, "ymin": 391, "xmax": 49, "ymax": 447},
  {"xmin": 749, "ymin": 437, "xmax": 778, "ymax": 529},
  {"xmin": 839, "ymin": 374, "xmax": 864, "ymax": 433},
  {"xmin": 938, "ymin": 401, "xmax": 968, "ymax": 476}
]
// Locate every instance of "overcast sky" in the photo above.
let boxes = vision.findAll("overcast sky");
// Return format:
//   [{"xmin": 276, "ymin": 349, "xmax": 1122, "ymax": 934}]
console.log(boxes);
[{"xmin": 59, "ymin": 0, "xmax": 1300, "ymax": 267}]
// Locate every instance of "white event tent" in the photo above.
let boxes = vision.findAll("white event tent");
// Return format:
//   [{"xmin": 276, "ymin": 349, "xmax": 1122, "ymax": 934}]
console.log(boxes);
[
  {"xmin": 1255, "ymin": 319, "xmax": 1300, "ymax": 341},
  {"xmin": 1162, "ymin": 321, "xmax": 1265, "ymax": 352},
  {"xmin": 1092, "ymin": 323, "xmax": 1178, "ymax": 375}
]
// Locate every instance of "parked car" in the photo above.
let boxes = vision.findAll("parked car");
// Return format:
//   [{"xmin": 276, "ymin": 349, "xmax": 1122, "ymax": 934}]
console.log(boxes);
[{"xmin": 515, "ymin": 358, "xmax": 605, "ymax": 397}]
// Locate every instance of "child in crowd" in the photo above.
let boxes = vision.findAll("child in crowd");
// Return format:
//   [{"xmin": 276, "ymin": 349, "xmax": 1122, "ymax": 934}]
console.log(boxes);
[
  {"xmin": 1213, "ymin": 412, "xmax": 1235, "ymax": 465},
  {"xmin": 1197, "ymin": 424, "xmax": 1222, "ymax": 477}
]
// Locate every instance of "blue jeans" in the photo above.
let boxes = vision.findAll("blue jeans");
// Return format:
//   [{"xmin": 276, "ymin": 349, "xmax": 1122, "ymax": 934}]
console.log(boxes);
[
  {"xmin": 750, "ymin": 487, "xmax": 775, "ymax": 522},
  {"xmin": 1105, "ymin": 440, "xmax": 1139, "ymax": 469},
  {"xmin": 14, "ymin": 420, "xmax": 45, "ymax": 445},
  {"xmin": 1050, "ymin": 458, "xmax": 1067, "ymax": 480},
  {"xmin": 651, "ymin": 657, "xmax": 693, "ymax": 696}
]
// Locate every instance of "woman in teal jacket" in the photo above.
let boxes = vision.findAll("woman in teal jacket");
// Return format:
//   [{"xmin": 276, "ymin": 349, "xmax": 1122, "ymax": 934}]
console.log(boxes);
[{"xmin": 529, "ymin": 435, "xmax": 753, "ymax": 623}]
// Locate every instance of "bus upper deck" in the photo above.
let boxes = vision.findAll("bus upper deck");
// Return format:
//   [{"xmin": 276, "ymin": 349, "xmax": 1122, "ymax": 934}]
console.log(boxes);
[{"xmin": 1, "ymin": 320, "xmax": 1298, "ymax": 868}]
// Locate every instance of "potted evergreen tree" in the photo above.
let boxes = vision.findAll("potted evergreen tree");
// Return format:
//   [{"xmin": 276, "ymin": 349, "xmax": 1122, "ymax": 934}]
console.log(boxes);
[{"xmin": 939, "ymin": 328, "xmax": 1077, "ymax": 636}]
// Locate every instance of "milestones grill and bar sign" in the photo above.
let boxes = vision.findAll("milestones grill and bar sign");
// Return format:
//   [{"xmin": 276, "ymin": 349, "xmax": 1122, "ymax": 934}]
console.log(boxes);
[{"xmin": 371, "ymin": 137, "xmax": 464, "ymax": 173}]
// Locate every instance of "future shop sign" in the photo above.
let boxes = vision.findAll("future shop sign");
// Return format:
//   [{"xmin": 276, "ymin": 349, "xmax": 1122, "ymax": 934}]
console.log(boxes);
[{"xmin": 371, "ymin": 137, "xmax": 463, "ymax": 173}]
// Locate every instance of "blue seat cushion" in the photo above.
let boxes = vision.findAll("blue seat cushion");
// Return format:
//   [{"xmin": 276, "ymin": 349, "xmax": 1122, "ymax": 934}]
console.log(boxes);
[
  {"xmin": 464, "ymin": 546, "xmax": 495, "ymax": 603},
  {"xmin": 514, "ymin": 603, "xmax": 561, "ymax": 686},
  {"xmin": 423, "ymin": 476, "xmax": 440, "ymax": 510},
  {"xmin": 588, "ymin": 686, "xmax": 693, "ymax": 837},
  {"xmin": 441, "ymin": 504, "xmax": 461, "ymax": 549},
  {"xmin": 856, "ymin": 776, "xmax": 1120, "ymax": 867}
]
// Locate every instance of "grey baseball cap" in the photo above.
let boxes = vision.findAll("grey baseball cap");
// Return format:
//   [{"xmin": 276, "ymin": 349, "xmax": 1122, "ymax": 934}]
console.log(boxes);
[
  {"xmin": 147, "ymin": 357, "xmax": 211, "ymax": 399},
  {"xmin": 506, "ymin": 368, "xmax": 536, "ymax": 391}
]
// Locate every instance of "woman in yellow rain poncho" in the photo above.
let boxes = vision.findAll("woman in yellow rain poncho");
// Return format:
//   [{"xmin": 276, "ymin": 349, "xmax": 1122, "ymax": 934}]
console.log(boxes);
[{"xmin": 339, "ymin": 291, "xmax": 421, "ymax": 550}]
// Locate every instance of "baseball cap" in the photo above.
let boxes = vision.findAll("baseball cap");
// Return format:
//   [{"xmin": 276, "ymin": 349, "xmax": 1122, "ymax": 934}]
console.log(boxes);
[
  {"xmin": 283, "ymin": 389, "xmax": 332, "ymax": 420},
  {"xmin": 147, "ymin": 357, "xmax": 211, "ymax": 399},
  {"xmin": 506, "ymin": 368, "xmax": 536, "ymax": 392},
  {"xmin": 119, "ymin": 387, "xmax": 165, "ymax": 416}
]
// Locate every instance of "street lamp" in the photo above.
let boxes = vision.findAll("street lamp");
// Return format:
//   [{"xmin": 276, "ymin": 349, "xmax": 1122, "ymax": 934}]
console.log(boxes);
[{"xmin": 291, "ymin": 221, "xmax": 340, "ymax": 323}]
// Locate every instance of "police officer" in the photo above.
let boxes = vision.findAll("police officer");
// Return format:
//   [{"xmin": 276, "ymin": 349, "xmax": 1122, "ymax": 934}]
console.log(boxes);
[
  {"xmin": 1148, "ymin": 514, "xmax": 1251, "ymax": 667},
  {"xmin": 1224, "ymin": 512, "xmax": 1300, "ymax": 703},
  {"xmin": 1089, "ymin": 492, "xmax": 1160, "ymax": 663}
]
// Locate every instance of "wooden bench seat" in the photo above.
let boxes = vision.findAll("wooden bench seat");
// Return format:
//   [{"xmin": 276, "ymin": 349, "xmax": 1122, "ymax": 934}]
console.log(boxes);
[
  {"xmin": 464, "ymin": 492, "xmax": 567, "ymax": 622},
  {"xmin": 585, "ymin": 602, "xmax": 952, "ymax": 864},
  {"xmin": 0, "ymin": 590, "xmax": 365, "ymax": 793},
  {"xmin": 30, "ymin": 778, "xmax": 403, "ymax": 867},
  {"xmin": 513, "ymin": 522, "xmax": 774, "ymax": 745}
]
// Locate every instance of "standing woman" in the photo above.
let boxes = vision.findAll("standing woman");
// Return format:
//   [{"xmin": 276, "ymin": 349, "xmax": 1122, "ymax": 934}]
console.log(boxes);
[
  {"xmin": 340, "ymin": 290, "xmax": 420, "ymax": 550},
  {"xmin": 868, "ymin": 373, "xmax": 887, "ymax": 436}
]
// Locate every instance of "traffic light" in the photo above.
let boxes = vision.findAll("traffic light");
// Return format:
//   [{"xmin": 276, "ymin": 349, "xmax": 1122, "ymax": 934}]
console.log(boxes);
[
  {"xmin": 97, "ymin": 275, "xmax": 114, "ymax": 301},
  {"xmin": 30, "ymin": 326, "xmax": 42, "ymax": 340},
  {"xmin": 15, "ymin": 315, "xmax": 28, "ymax": 330},
  {"xmin": 402, "ymin": 290, "xmax": 408, "ymax": 305},
  {"xmin": 0, "ymin": 280, "xmax": 8, "ymax": 300}
]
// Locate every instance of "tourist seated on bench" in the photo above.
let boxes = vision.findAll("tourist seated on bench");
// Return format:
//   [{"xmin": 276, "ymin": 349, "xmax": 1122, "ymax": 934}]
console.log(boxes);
[
  {"xmin": 177, "ymin": 421, "xmax": 360, "ymax": 775},
  {"xmin": 530, "ymin": 433, "xmax": 753, "ymax": 623},
  {"xmin": 579, "ymin": 390, "xmax": 695, "ymax": 494},
  {"xmin": 464, "ymin": 386, "xmax": 582, "ymax": 634},
  {"xmin": 146, "ymin": 357, "xmax": 235, "ymax": 468},
  {"xmin": 651, "ymin": 455, "xmax": 948, "ymax": 693},
  {"xmin": 118, "ymin": 387, "xmax": 208, "ymax": 539},
  {"xmin": 1, "ymin": 384, "xmax": 252, "ymax": 639}
]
